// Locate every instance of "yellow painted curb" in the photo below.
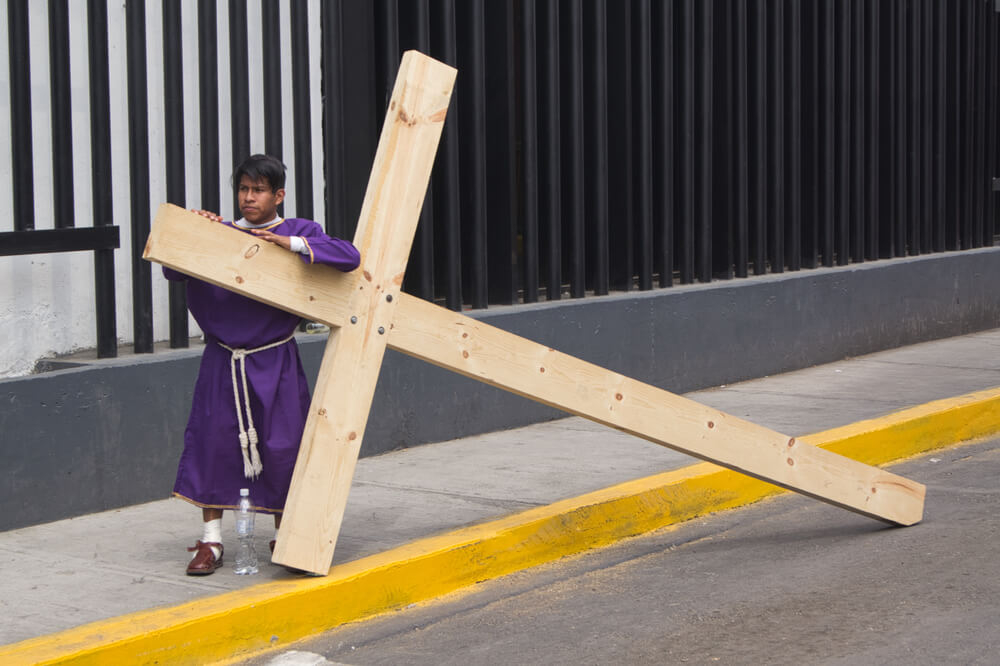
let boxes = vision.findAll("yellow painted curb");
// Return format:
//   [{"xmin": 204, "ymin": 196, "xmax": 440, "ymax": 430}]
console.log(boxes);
[{"xmin": 4, "ymin": 386, "xmax": 1000, "ymax": 665}]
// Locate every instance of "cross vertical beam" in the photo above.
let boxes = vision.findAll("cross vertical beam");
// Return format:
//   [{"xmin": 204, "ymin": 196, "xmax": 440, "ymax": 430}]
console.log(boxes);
[{"xmin": 272, "ymin": 52, "xmax": 456, "ymax": 574}]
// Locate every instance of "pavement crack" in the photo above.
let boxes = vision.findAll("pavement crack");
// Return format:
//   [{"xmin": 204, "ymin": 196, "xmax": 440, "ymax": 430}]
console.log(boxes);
[
  {"xmin": 352, "ymin": 480, "xmax": 545, "ymax": 507},
  {"xmin": 924, "ymin": 484, "xmax": 1000, "ymax": 496}
]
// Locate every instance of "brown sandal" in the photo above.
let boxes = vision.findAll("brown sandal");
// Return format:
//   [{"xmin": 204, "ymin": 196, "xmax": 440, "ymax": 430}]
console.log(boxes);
[{"xmin": 186, "ymin": 540, "xmax": 224, "ymax": 575}]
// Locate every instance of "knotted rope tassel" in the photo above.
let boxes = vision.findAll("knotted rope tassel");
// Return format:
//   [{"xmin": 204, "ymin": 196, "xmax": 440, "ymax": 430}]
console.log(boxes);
[{"xmin": 218, "ymin": 332, "xmax": 296, "ymax": 479}]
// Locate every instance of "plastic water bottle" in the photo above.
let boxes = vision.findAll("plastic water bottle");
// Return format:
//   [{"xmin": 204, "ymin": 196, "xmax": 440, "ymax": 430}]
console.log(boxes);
[{"xmin": 234, "ymin": 488, "xmax": 259, "ymax": 575}]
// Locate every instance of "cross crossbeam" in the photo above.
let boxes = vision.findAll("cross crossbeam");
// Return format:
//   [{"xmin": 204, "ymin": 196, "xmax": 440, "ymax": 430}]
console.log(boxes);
[{"xmin": 144, "ymin": 51, "xmax": 924, "ymax": 575}]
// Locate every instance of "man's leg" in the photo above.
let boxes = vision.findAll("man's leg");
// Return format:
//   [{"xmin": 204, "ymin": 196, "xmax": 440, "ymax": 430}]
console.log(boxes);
[
  {"xmin": 269, "ymin": 512, "xmax": 282, "ymax": 555},
  {"xmin": 186, "ymin": 507, "xmax": 224, "ymax": 575}
]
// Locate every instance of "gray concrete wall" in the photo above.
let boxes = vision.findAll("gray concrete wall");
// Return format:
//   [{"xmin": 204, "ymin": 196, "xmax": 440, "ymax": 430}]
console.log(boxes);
[{"xmin": 3, "ymin": 248, "xmax": 1000, "ymax": 531}]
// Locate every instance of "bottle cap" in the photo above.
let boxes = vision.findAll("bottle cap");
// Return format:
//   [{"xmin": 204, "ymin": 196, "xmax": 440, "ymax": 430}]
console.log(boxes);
[{"xmin": 240, "ymin": 488, "xmax": 249, "ymax": 497}]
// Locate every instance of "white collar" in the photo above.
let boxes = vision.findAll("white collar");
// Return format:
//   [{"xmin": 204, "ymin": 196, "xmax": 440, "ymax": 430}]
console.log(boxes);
[{"xmin": 234, "ymin": 215, "xmax": 282, "ymax": 229}]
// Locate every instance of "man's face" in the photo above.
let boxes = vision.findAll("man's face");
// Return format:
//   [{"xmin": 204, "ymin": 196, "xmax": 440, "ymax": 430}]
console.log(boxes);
[{"xmin": 237, "ymin": 174, "xmax": 284, "ymax": 224}]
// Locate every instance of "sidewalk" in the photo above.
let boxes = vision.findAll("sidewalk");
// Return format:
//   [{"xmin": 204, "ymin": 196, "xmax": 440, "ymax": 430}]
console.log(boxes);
[{"xmin": 3, "ymin": 329, "xmax": 1000, "ymax": 662}]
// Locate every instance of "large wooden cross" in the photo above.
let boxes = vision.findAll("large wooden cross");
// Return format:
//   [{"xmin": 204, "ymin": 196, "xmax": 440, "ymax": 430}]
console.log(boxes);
[{"xmin": 144, "ymin": 52, "xmax": 925, "ymax": 575}]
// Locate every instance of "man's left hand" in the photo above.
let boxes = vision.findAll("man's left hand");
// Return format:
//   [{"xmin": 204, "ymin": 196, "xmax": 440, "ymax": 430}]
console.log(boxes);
[{"xmin": 251, "ymin": 228, "xmax": 292, "ymax": 251}]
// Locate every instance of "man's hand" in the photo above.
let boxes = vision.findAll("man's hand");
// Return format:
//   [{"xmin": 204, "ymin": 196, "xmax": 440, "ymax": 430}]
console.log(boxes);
[
  {"xmin": 190, "ymin": 209, "xmax": 222, "ymax": 223},
  {"xmin": 251, "ymin": 228, "xmax": 292, "ymax": 251}
]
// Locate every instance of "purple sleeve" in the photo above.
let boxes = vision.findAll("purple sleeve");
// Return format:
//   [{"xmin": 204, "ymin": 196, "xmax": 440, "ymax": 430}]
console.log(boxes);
[
  {"xmin": 163, "ymin": 266, "xmax": 187, "ymax": 282},
  {"xmin": 297, "ymin": 224, "xmax": 361, "ymax": 272}
]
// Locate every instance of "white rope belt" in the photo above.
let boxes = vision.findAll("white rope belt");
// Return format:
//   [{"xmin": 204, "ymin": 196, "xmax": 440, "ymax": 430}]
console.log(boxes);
[{"xmin": 217, "ymin": 332, "xmax": 296, "ymax": 479}]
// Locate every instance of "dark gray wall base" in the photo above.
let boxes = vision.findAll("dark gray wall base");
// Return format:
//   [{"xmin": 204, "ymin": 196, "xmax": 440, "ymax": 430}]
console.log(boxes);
[{"xmin": 4, "ymin": 248, "xmax": 1000, "ymax": 531}]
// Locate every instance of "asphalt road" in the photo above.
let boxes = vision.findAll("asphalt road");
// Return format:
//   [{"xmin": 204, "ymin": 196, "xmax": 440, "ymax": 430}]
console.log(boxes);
[{"xmin": 255, "ymin": 438, "xmax": 1000, "ymax": 666}]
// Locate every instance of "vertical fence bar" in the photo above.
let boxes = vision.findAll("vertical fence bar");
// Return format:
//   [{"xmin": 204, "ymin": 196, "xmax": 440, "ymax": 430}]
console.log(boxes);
[
  {"xmin": 820, "ymin": 0, "xmax": 835, "ymax": 265},
  {"xmin": 931, "ymin": 0, "xmax": 945, "ymax": 252},
  {"xmin": 88, "ymin": 0, "xmax": 116, "ymax": 358},
  {"xmin": 949, "ymin": 0, "xmax": 961, "ymax": 250},
  {"xmin": 880, "ymin": 1, "xmax": 897, "ymax": 257},
  {"xmin": 126, "ymin": 0, "xmax": 152, "ymax": 353},
  {"xmin": 835, "ymin": 0, "xmax": 850, "ymax": 265},
  {"xmin": 198, "ymin": 0, "xmax": 220, "ymax": 214},
  {"xmin": 539, "ymin": 0, "xmax": 562, "ymax": 300},
  {"xmin": 321, "ymin": 1, "xmax": 347, "ymax": 238},
  {"xmin": 261, "ymin": 0, "xmax": 282, "ymax": 161},
  {"xmin": 229, "ymin": 0, "xmax": 250, "ymax": 203},
  {"xmin": 678, "ymin": 0, "xmax": 694, "ymax": 283},
  {"xmin": 561, "ymin": 1, "xmax": 586, "ymax": 297},
  {"xmin": 919, "ymin": 0, "xmax": 933, "ymax": 253},
  {"xmin": 947, "ymin": 1, "xmax": 961, "ymax": 250},
  {"xmin": 652, "ymin": 0, "xmax": 674, "ymax": 287},
  {"xmin": 850, "ymin": 0, "xmax": 865, "ymax": 263},
  {"xmin": 400, "ymin": 0, "xmax": 435, "ymax": 301},
  {"xmin": 8, "ymin": 0, "xmax": 34, "ymax": 230},
  {"xmin": 799, "ymin": 0, "xmax": 819, "ymax": 268},
  {"xmin": 731, "ymin": 0, "xmax": 749, "ymax": 279},
  {"xmin": 910, "ymin": 0, "xmax": 922, "ymax": 252},
  {"xmin": 432, "ymin": 0, "xmax": 463, "ymax": 310},
  {"xmin": 457, "ymin": 0, "xmax": 488, "ymax": 308},
  {"xmin": 163, "ymin": 0, "xmax": 188, "ymax": 348},
  {"xmin": 584, "ymin": 1, "xmax": 610, "ymax": 294},
  {"xmin": 485, "ymin": 0, "xmax": 518, "ymax": 304},
  {"xmin": 695, "ymin": 0, "xmax": 713, "ymax": 282},
  {"xmin": 785, "ymin": 0, "xmax": 802, "ymax": 271},
  {"xmin": 633, "ymin": 0, "xmax": 653, "ymax": 290},
  {"xmin": 974, "ymin": 0, "xmax": 988, "ymax": 247},
  {"xmin": 337, "ymin": 0, "xmax": 376, "ymax": 239},
  {"xmin": 520, "ymin": 0, "xmax": 540, "ymax": 302},
  {"xmin": 607, "ymin": 2, "xmax": 634, "ymax": 292},
  {"xmin": 986, "ymin": 0, "xmax": 998, "ymax": 244},
  {"xmin": 374, "ymin": 0, "xmax": 399, "ymax": 110},
  {"xmin": 290, "ymin": 0, "xmax": 313, "ymax": 221},
  {"xmin": 49, "ymin": 0, "xmax": 74, "ymax": 229},
  {"xmin": 967, "ymin": 0, "xmax": 979, "ymax": 247},
  {"xmin": 895, "ymin": 2, "xmax": 910, "ymax": 256},
  {"xmin": 748, "ymin": 0, "xmax": 767, "ymax": 273},
  {"xmin": 768, "ymin": 0, "xmax": 785, "ymax": 273},
  {"xmin": 961, "ymin": 2, "xmax": 974, "ymax": 248},
  {"xmin": 711, "ymin": 0, "xmax": 732, "ymax": 281},
  {"xmin": 865, "ymin": 0, "xmax": 881, "ymax": 260}
]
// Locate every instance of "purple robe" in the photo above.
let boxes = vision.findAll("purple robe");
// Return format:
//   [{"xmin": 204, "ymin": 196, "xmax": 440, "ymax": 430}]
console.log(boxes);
[{"xmin": 165, "ymin": 218, "xmax": 360, "ymax": 513}]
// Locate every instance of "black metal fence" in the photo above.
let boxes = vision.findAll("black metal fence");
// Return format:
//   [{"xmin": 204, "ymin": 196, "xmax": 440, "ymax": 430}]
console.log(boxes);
[{"xmin": 4, "ymin": 0, "xmax": 998, "ymax": 361}]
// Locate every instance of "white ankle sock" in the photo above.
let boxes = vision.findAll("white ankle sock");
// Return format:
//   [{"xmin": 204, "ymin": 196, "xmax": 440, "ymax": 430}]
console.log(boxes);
[{"xmin": 199, "ymin": 518, "xmax": 222, "ymax": 559}]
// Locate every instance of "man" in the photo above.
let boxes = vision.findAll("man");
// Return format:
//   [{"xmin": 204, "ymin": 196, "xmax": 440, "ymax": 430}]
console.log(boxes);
[{"xmin": 164, "ymin": 154, "xmax": 360, "ymax": 575}]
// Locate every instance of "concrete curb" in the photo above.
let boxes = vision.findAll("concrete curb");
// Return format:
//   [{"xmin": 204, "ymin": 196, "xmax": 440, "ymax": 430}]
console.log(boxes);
[{"xmin": 4, "ymin": 386, "xmax": 1000, "ymax": 665}]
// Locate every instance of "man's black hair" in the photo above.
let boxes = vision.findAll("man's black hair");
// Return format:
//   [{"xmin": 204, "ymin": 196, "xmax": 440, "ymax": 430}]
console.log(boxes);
[{"xmin": 233, "ymin": 154, "xmax": 286, "ymax": 192}]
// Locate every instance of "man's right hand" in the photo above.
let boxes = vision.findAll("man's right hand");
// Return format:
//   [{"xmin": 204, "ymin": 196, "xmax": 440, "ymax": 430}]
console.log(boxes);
[{"xmin": 190, "ymin": 209, "xmax": 222, "ymax": 223}]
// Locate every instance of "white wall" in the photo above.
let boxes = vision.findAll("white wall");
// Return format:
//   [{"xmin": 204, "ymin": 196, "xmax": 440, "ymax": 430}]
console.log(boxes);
[{"xmin": 0, "ymin": 0, "xmax": 325, "ymax": 378}]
